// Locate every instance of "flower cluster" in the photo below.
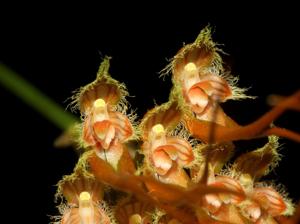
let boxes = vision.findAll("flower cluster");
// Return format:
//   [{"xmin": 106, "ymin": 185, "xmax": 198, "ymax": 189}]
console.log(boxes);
[{"xmin": 53, "ymin": 27, "xmax": 300, "ymax": 224}]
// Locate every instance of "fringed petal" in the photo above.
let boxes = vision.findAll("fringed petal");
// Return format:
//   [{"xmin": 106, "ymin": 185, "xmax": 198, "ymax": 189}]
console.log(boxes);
[
  {"xmin": 109, "ymin": 111, "xmax": 134, "ymax": 142},
  {"xmin": 232, "ymin": 136, "xmax": 280, "ymax": 180},
  {"xmin": 152, "ymin": 148, "xmax": 173, "ymax": 175},
  {"xmin": 83, "ymin": 115, "xmax": 97, "ymax": 147},
  {"xmin": 166, "ymin": 136, "xmax": 194, "ymax": 166},
  {"xmin": 70, "ymin": 57, "xmax": 128, "ymax": 114},
  {"xmin": 56, "ymin": 173, "xmax": 104, "ymax": 206},
  {"xmin": 252, "ymin": 187, "xmax": 287, "ymax": 216},
  {"xmin": 212, "ymin": 176, "xmax": 246, "ymax": 204},
  {"xmin": 61, "ymin": 206, "xmax": 112, "ymax": 224},
  {"xmin": 114, "ymin": 197, "xmax": 154, "ymax": 224},
  {"xmin": 165, "ymin": 26, "xmax": 222, "ymax": 83},
  {"xmin": 140, "ymin": 101, "xmax": 182, "ymax": 140}
]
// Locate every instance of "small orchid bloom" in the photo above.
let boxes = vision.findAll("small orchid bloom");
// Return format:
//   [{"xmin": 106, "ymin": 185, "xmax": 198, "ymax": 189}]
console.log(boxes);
[
  {"xmin": 53, "ymin": 28, "xmax": 300, "ymax": 224},
  {"xmin": 144, "ymin": 123, "xmax": 194, "ymax": 187},
  {"xmin": 115, "ymin": 196, "xmax": 154, "ymax": 224},
  {"xmin": 188, "ymin": 137, "xmax": 292, "ymax": 224},
  {"xmin": 163, "ymin": 27, "xmax": 251, "ymax": 127},
  {"xmin": 71, "ymin": 57, "xmax": 136, "ymax": 171},
  {"xmin": 207, "ymin": 172, "xmax": 289, "ymax": 223},
  {"xmin": 83, "ymin": 98, "xmax": 133, "ymax": 150},
  {"xmin": 181, "ymin": 62, "xmax": 232, "ymax": 121},
  {"xmin": 196, "ymin": 171, "xmax": 288, "ymax": 224},
  {"xmin": 195, "ymin": 164, "xmax": 245, "ymax": 215},
  {"xmin": 57, "ymin": 173, "xmax": 113, "ymax": 224},
  {"xmin": 61, "ymin": 191, "xmax": 112, "ymax": 224},
  {"xmin": 82, "ymin": 98, "xmax": 133, "ymax": 170},
  {"xmin": 167, "ymin": 28, "xmax": 300, "ymax": 144},
  {"xmin": 210, "ymin": 175, "xmax": 246, "ymax": 205},
  {"xmin": 149, "ymin": 124, "xmax": 194, "ymax": 172},
  {"xmin": 139, "ymin": 101, "xmax": 195, "ymax": 187},
  {"xmin": 252, "ymin": 187, "xmax": 287, "ymax": 217}
]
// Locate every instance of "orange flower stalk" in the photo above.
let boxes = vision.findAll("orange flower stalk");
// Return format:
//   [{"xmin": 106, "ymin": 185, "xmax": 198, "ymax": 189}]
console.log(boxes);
[{"xmin": 52, "ymin": 27, "xmax": 300, "ymax": 224}]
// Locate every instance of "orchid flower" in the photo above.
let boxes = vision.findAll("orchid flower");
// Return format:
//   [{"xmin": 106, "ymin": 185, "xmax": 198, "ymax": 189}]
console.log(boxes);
[
  {"xmin": 71, "ymin": 57, "xmax": 135, "ymax": 170},
  {"xmin": 52, "ymin": 27, "xmax": 300, "ymax": 224},
  {"xmin": 164, "ymin": 26, "xmax": 300, "ymax": 144},
  {"xmin": 162, "ymin": 26, "xmax": 250, "ymax": 127},
  {"xmin": 140, "ymin": 102, "xmax": 194, "ymax": 187},
  {"xmin": 55, "ymin": 173, "xmax": 114, "ymax": 224},
  {"xmin": 114, "ymin": 196, "xmax": 155, "ymax": 224},
  {"xmin": 193, "ymin": 137, "xmax": 293, "ymax": 224}
]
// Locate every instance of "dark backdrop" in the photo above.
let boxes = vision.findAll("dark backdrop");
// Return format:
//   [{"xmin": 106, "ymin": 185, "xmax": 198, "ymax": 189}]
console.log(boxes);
[{"xmin": 1, "ymin": 4, "xmax": 300, "ymax": 223}]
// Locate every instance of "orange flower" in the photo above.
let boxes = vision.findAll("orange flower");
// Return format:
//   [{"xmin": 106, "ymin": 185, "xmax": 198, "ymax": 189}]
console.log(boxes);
[
  {"xmin": 194, "ymin": 137, "xmax": 292, "ymax": 223},
  {"xmin": 181, "ymin": 62, "xmax": 232, "ymax": 120},
  {"xmin": 70, "ymin": 58, "xmax": 136, "ymax": 170},
  {"xmin": 53, "ymin": 28, "xmax": 300, "ymax": 224},
  {"xmin": 83, "ymin": 98, "xmax": 133, "ymax": 150},
  {"xmin": 114, "ymin": 196, "xmax": 154, "ymax": 224},
  {"xmin": 56, "ymin": 173, "xmax": 113, "ymax": 224},
  {"xmin": 143, "ymin": 124, "xmax": 194, "ymax": 187}
]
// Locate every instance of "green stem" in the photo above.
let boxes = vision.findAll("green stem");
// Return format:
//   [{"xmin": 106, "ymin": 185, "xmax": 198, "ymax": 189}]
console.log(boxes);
[{"xmin": 0, "ymin": 63, "xmax": 78, "ymax": 130}]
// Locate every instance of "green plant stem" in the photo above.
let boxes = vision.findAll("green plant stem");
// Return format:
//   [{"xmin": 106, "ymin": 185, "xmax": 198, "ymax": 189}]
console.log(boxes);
[{"xmin": 0, "ymin": 63, "xmax": 78, "ymax": 130}]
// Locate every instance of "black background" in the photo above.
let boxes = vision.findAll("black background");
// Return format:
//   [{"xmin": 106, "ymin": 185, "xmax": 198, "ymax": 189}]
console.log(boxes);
[{"xmin": 1, "ymin": 3, "xmax": 300, "ymax": 223}]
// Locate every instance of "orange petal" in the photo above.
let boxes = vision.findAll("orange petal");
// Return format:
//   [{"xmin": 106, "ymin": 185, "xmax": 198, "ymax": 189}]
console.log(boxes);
[
  {"xmin": 83, "ymin": 115, "xmax": 97, "ymax": 147},
  {"xmin": 114, "ymin": 197, "xmax": 154, "ymax": 224},
  {"xmin": 93, "ymin": 120, "xmax": 115, "ymax": 149},
  {"xmin": 158, "ymin": 164, "xmax": 190, "ymax": 188},
  {"xmin": 109, "ymin": 111, "xmax": 133, "ymax": 142},
  {"xmin": 61, "ymin": 206, "xmax": 111, "ymax": 224},
  {"xmin": 93, "ymin": 120, "xmax": 111, "ymax": 140},
  {"xmin": 195, "ymin": 207, "xmax": 230, "ymax": 224},
  {"xmin": 201, "ymin": 75, "xmax": 232, "ymax": 101},
  {"xmin": 76, "ymin": 58, "xmax": 123, "ymax": 114},
  {"xmin": 58, "ymin": 173, "xmax": 104, "ymax": 205},
  {"xmin": 139, "ymin": 102, "xmax": 182, "ymax": 140},
  {"xmin": 167, "ymin": 137, "xmax": 194, "ymax": 166},
  {"xmin": 241, "ymin": 201, "xmax": 262, "ymax": 222},
  {"xmin": 214, "ymin": 204, "xmax": 248, "ymax": 224},
  {"xmin": 191, "ymin": 80, "xmax": 214, "ymax": 95},
  {"xmin": 197, "ymin": 143, "xmax": 234, "ymax": 174},
  {"xmin": 212, "ymin": 176, "xmax": 246, "ymax": 204},
  {"xmin": 187, "ymin": 84, "xmax": 209, "ymax": 114},
  {"xmin": 203, "ymin": 193, "xmax": 222, "ymax": 213},
  {"xmin": 155, "ymin": 145, "xmax": 178, "ymax": 160},
  {"xmin": 233, "ymin": 136, "xmax": 279, "ymax": 180},
  {"xmin": 152, "ymin": 149, "xmax": 173, "ymax": 175},
  {"xmin": 252, "ymin": 187, "xmax": 287, "ymax": 216},
  {"xmin": 172, "ymin": 27, "xmax": 217, "ymax": 82},
  {"xmin": 80, "ymin": 82, "xmax": 121, "ymax": 113}
]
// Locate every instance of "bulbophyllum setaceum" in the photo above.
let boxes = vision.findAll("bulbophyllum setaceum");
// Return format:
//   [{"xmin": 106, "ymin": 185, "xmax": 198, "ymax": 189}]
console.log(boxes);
[{"xmin": 52, "ymin": 27, "xmax": 300, "ymax": 224}]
